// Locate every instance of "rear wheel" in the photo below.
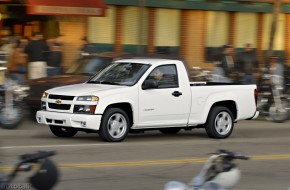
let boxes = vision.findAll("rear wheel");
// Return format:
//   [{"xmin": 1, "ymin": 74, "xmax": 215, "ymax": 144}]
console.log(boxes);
[
  {"xmin": 99, "ymin": 108, "xmax": 130, "ymax": 142},
  {"xmin": 49, "ymin": 125, "xmax": 78, "ymax": 137},
  {"xmin": 269, "ymin": 101, "xmax": 290, "ymax": 123},
  {"xmin": 205, "ymin": 106, "xmax": 234, "ymax": 138},
  {"xmin": 159, "ymin": 128, "xmax": 181, "ymax": 134}
]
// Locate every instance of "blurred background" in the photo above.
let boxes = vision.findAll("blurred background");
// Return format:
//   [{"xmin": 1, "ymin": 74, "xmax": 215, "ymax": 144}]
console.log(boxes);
[{"xmin": 0, "ymin": 0, "xmax": 289, "ymax": 70}]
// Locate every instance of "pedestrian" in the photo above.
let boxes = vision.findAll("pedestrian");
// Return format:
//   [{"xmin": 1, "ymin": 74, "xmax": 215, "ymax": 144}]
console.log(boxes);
[
  {"xmin": 24, "ymin": 32, "xmax": 49, "ymax": 80},
  {"xmin": 47, "ymin": 35, "xmax": 64, "ymax": 76},
  {"xmin": 19, "ymin": 36, "xmax": 29, "ymax": 49},
  {"xmin": 7, "ymin": 39, "xmax": 28, "ymax": 84},
  {"xmin": 237, "ymin": 43, "xmax": 259, "ymax": 84},
  {"xmin": 78, "ymin": 36, "xmax": 96, "ymax": 60},
  {"xmin": 212, "ymin": 44, "xmax": 237, "ymax": 83}
]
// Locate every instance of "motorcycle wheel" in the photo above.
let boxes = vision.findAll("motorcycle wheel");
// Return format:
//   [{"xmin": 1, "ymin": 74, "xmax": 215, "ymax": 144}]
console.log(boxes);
[
  {"xmin": 269, "ymin": 101, "xmax": 290, "ymax": 123},
  {"xmin": 257, "ymin": 103, "xmax": 272, "ymax": 121},
  {"xmin": 0, "ymin": 105, "xmax": 24, "ymax": 129}
]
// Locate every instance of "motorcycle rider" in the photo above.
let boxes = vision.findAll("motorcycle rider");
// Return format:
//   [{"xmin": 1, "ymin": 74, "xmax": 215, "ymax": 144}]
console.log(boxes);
[{"xmin": 267, "ymin": 54, "xmax": 284, "ymax": 88}]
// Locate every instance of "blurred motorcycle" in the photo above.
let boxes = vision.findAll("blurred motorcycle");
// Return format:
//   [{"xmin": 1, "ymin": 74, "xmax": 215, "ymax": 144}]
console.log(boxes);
[
  {"xmin": 164, "ymin": 149, "xmax": 250, "ymax": 190},
  {"xmin": 0, "ymin": 68, "xmax": 29, "ymax": 129},
  {"xmin": 0, "ymin": 150, "xmax": 58, "ymax": 190},
  {"xmin": 257, "ymin": 73, "xmax": 290, "ymax": 123},
  {"xmin": 191, "ymin": 67, "xmax": 212, "ymax": 82}
]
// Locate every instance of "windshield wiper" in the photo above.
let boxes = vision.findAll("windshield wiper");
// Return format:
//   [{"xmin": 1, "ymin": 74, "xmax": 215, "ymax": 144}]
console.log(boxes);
[
  {"xmin": 86, "ymin": 81, "xmax": 100, "ymax": 84},
  {"xmin": 86, "ymin": 81, "xmax": 119, "ymax": 85},
  {"xmin": 100, "ymin": 81, "xmax": 119, "ymax": 85}
]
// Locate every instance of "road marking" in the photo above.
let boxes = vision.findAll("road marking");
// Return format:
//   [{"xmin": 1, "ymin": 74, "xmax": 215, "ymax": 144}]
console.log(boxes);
[
  {"xmin": 2, "ymin": 154, "xmax": 290, "ymax": 171},
  {"xmin": 0, "ymin": 143, "xmax": 113, "ymax": 149}
]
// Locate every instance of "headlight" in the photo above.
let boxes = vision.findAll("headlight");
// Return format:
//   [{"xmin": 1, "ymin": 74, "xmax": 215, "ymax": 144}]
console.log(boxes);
[
  {"xmin": 74, "ymin": 105, "xmax": 96, "ymax": 114},
  {"xmin": 77, "ymin": 96, "xmax": 99, "ymax": 101},
  {"xmin": 42, "ymin": 92, "xmax": 48, "ymax": 98}
]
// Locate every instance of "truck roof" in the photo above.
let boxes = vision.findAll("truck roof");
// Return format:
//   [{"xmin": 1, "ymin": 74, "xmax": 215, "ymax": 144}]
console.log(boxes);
[{"xmin": 114, "ymin": 54, "xmax": 185, "ymax": 65}]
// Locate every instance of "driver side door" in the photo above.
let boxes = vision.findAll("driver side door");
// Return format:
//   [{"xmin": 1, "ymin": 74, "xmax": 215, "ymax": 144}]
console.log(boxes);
[{"xmin": 138, "ymin": 64, "xmax": 190, "ymax": 128}]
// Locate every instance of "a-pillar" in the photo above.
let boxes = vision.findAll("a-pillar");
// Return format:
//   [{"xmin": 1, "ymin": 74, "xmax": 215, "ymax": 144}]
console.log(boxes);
[{"xmin": 180, "ymin": 10, "xmax": 206, "ymax": 69}]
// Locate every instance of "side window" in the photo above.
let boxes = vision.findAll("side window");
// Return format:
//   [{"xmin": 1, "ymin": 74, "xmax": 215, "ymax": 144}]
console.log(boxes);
[{"xmin": 145, "ymin": 65, "xmax": 178, "ymax": 88}]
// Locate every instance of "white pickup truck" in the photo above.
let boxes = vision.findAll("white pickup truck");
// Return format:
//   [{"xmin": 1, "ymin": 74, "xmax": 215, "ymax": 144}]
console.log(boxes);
[{"xmin": 36, "ymin": 57, "xmax": 259, "ymax": 142}]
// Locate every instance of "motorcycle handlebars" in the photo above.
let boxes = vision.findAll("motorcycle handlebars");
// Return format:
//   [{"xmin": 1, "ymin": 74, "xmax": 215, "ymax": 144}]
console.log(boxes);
[
  {"xmin": 216, "ymin": 149, "xmax": 250, "ymax": 160},
  {"xmin": 20, "ymin": 151, "xmax": 56, "ymax": 163}
]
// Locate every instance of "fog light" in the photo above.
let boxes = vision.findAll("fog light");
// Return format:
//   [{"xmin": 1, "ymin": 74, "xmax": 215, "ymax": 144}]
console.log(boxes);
[{"xmin": 41, "ymin": 101, "xmax": 46, "ymax": 110}]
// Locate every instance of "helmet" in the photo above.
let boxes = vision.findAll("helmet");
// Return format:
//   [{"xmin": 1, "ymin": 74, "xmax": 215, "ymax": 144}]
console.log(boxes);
[
  {"xmin": 29, "ymin": 158, "xmax": 59, "ymax": 190},
  {"xmin": 211, "ymin": 167, "xmax": 241, "ymax": 189},
  {"xmin": 164, "ymin": 181, "xmax": 188, "ymax": 190}
]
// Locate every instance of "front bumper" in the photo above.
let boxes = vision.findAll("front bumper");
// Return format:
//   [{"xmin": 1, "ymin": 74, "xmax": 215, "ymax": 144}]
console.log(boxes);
[{"xmin": 36, "ymin": 110, "xmax": 102, "ymax": 131}]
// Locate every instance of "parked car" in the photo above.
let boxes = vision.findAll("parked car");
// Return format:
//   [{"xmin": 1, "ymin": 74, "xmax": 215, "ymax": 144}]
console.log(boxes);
[
  {"xmin": 25, "ymin": 52, "xmax": 125, "ymax": 112},
  {"xmin": 36, "ymin": 56, "xmax": 259, "ymax": 142}
]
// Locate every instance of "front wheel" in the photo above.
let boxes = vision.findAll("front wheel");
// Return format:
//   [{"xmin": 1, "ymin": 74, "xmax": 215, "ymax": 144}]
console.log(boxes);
[
  {"xmin": 205, "ymin": 106, "xmax": 234, "ymax": 139},
  {"xmin": 0, "ymin": 105, "xmax": 24, "ymax": 129},
  {"xmin": 49, "ymin": 125, "xmax": 78, "ymax": 137},
  {"xmin": 269, "ymin": 101, "xmax": 290, "ymax": 123},
  {"xmin": 99, "ymin": 108, "xmax": 130, "ymax": 142}
]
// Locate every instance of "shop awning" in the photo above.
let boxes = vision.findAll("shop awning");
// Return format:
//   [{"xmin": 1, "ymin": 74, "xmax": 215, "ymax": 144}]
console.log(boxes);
[{"xmin": 26, "ymin": 0, "xmax": 106, "ymax": 17}]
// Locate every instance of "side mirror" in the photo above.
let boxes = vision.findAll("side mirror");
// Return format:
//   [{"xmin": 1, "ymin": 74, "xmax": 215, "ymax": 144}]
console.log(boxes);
[{"xmin": 142, "ymin": 79, "xmax": 158, "ymax": 90}]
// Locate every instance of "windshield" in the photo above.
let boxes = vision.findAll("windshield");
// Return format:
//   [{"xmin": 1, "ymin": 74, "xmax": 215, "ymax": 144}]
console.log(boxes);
[
  {"xmin": 66, "ymin": 57, "xmax": 113, "ymax": 75},
  {"xmin": 87, "ymin": 62, "xmax": 150, "ymax": 86}
]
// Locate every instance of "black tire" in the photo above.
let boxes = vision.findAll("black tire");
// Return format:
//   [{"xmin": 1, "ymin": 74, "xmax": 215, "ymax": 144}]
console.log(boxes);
[
  {"xmin": 0, "ymin": 105, "xmax": 24, "ymax": 129},
  {"xmin": 205, "ymin": 106, "xmax": 234, "ymax": 139},
  {"xmin": 99, "ymin": 108, "xmax": 130, "ymax": 142},
  {"xmin": 49, "ymin": 125, "xmax": 78, "ymax": 137},
  {"xmin": 159, "ymin": 128, "xmax": 181, "ymax": 134},
  {"xmin": 269, "ymin": 101, "xmax": 290, "ymax": 123}
]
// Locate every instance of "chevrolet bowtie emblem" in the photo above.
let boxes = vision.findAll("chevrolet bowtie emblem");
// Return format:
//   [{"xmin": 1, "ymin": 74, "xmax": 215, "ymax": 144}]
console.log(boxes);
[{"xmin": 55, "ymin": 99, "xmax": 62, "ymax": 104}]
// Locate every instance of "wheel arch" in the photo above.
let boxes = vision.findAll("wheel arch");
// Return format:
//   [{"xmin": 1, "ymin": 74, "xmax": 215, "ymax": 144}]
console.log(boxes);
[
  {"xmin": 104, "ymin": 103, "xmax": 134, "ymax": 127},
  {"xmin": 208, "ymin": 100, "xmax": 237, "ymax": 120}
]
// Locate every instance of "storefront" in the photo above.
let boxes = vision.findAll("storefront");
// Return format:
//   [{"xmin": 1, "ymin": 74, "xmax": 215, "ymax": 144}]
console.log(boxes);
[
  {"xmin": 0, "ymin": 0, "xmax": 106, "ymax": 67},
  {"xmin": 2, "ymin": 0, "xmax": 290, "ymax": 69}
]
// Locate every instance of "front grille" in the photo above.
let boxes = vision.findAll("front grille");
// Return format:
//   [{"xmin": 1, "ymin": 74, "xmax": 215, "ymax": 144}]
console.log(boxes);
[
  {"xmin": 48, "ymin": 103, "xmax": 71, "ymax": 110},
  {"xmin": 49, "ymin": 94, "xmax": 75, "ymax": 100}
]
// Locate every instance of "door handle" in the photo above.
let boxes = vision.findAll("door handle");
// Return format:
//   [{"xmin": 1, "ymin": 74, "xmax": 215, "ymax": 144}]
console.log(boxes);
[{"xmin": 172, "ymin": 91, "xmax": 182, "ymax": 97}]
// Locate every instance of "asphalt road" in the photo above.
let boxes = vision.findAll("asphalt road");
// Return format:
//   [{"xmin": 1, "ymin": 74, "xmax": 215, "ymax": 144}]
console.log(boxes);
[{"xmin": 1, "ymin": 117, "xmax": 290, "ymax": 190}]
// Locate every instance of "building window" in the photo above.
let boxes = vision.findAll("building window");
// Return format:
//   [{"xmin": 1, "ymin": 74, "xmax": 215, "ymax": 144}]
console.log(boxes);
[
  {"xmin": 235, "ymin": 13, "xmax": 258, "ymax": 49},
  {"xmin": 155, "ymin": 9, "xmax": 180, "ymax": 54},
  {"xmin": 88, "ymin": 6, "xmax": 116, "ymax": 44},
  {"xmin": 205, "ymin": 11, "xmax": 229, "ymax": 61}
]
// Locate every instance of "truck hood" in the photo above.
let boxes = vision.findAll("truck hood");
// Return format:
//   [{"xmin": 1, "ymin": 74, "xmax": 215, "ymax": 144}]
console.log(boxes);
[
  {"xmin": 29, "ymin": 74, "xmax": 90, "ymax": 86},
  {"xmin": 46, "ymin": 83, "xmax": 127, "ymax": 96}
]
